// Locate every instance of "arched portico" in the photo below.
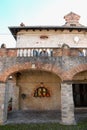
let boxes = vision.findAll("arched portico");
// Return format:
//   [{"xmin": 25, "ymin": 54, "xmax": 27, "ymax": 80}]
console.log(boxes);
[
  {"xmin": 0, "ymin": 62, "xmax": 64, "ymax": 124},
  {"xmin": 66, "ymin": 63, "xmax": 87, "ymax": 80},
  {"xmin": 72, "ymin": 65, "xmax": 87, "ymax": 108},
  {"xmin": 0, "ymin": 62, "xmax": 76, "ymax": 125},
  {"xmin": 0, "ymin": 62, "xmax": 63, "ymax": 82}
]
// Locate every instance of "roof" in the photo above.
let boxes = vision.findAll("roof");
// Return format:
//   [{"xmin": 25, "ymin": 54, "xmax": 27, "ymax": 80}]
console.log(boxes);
[{"xmin": 9, "ymin": 26, "xmax": 87, "ymax": 40}]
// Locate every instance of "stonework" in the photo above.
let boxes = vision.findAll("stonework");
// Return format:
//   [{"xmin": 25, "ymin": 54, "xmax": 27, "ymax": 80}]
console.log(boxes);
[
  {"xmin": 64, "ymin": 12, "xmax": 82, "ymax": 26},
  {"xmin": 61, "ymin": 83, "xmax": 75, "ymax": 125},
  {"xmin": 0, "ymin": 12, "xmax": 87, "ymax": 125}
]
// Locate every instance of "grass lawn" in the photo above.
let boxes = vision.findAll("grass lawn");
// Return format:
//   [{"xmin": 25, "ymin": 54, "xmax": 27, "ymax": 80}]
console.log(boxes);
[{"xmin": 0, "ymin": 121, "xmax": 87, "ymax": 130}]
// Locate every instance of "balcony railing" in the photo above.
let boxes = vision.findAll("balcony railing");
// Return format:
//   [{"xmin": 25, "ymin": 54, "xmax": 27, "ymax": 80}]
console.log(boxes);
[
  {"xmin": 0, "ymin": 47, "xmax": 87, "ymax": 57},
  {"xmin": 17, "ymin": 48, "xmax": 53, "ymax": 57}
]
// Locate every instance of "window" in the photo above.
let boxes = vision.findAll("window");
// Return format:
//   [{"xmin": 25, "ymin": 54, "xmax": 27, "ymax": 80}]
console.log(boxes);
[
  {"xmin": 70, "ymin": 24, "xmax": 76, "ymax": 26},
  {"xmin": 40, "ymin": 35, "xmax": 48, "ymax": 39},
  {"xmin": 34, "ymin": 82, "xmax": 50, "ymax": 97}
]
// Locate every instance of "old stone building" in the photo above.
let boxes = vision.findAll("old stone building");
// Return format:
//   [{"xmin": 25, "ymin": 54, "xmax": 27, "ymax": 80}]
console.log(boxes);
[{"xmin": 0, "ymin": 12, "xmax": 87, "ymax": 125}]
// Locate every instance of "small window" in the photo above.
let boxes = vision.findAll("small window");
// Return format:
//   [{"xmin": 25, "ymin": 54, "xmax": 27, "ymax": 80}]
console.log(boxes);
[
  {"xmin": 34, "ymin": 83, "xmax": 50, "ymax": 97},
  {"xmin": 40, "ymin": 35, "xmax": 48, "ymax": 39},
  {"xmin": 70, "ymin": 24, "xmax": 76, "ymax": 26}
]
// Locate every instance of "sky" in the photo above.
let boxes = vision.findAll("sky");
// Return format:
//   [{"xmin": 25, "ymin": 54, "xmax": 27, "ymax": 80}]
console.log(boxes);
[{"xmin": 0, "ymin": 0, "xmax": 87, "ymax": 48}]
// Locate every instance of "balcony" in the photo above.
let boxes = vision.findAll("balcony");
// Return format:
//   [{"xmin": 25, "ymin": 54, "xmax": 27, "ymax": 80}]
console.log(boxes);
[
  {"xmin": 0, "ymin": 47, "xmax": 87, "ymax": 57},
  {"xmin": 0, "ymin": 47, "xmax": 87, "ymax": 82}
]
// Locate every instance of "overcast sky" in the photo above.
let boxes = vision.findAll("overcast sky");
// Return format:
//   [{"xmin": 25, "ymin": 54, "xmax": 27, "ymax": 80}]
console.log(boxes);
[{"xmin": 0, "ymin": 0, "xmax": 87, "ymax": 48}]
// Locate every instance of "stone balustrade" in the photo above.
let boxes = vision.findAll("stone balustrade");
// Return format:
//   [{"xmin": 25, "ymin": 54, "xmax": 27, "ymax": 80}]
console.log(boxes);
[
  {"xmin": 17, "ymin": 48, "xmax": 53, "ymax": 57},
  {"xmin": 0, "ymin": 47, "xmax": 87, "ymax": 57}
]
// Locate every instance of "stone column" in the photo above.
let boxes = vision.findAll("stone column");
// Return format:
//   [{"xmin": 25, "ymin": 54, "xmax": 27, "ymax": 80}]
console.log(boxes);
[
  {"xmin": 0, "ymin": 82, "xmax": 7, "ymax": 124},
  {"xmin": 61, "ymin": 82, "xmax": 76, "ymax": 125}
]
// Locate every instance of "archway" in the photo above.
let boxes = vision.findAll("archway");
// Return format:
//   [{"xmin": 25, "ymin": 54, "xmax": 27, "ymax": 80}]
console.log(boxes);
[
  {"xmin": 6, "ymin": 69, "xmax": 62, "ymax": 123},
  {"xmin": 17, "ymin": 70, "xmax": 61, "ymax": 111},
  {"xmin": 72, "ymin": 71, "xmax": 87, "ymax": 107}
]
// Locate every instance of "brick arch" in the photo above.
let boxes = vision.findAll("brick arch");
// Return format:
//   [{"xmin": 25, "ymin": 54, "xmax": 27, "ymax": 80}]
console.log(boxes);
[
  {"xmin": 0, "ymin": 62, "xmax": 64, "ymax": 82},
  {"xmin": 66, "ymin": 63, "xmax": 87, "ymax": 80}
]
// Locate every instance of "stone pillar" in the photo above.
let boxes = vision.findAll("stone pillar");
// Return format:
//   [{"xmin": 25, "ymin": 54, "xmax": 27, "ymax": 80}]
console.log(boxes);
[
  {"xmin": 0, "ymin": 82, "xmax": 7, "ymax": 124},
  {"xmin": 61, "ymin": 82, "xmax": 76, "ymax": 125}
]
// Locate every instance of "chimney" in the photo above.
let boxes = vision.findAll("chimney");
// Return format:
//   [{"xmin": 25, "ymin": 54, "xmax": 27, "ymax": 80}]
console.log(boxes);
[
  {"xmin": 20, "ymin": 22, "xmax": 25, "ymax": 27},
  {"xmin": 63, "ymin": 12, "xmax": 83, "ymax": 27}
]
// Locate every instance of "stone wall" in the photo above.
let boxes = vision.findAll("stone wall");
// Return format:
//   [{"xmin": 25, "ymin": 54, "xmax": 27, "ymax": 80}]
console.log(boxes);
[
  {"xmin": 0, "ymin": 50, "xmax": 87, "ymax": 124},
  {"xmin": 61, "ymin": 83, "xmax": 75, "ymax": 125},
  {"xmin": 0, "ymin": 56, "xmax": 87, "ymax": 82}
]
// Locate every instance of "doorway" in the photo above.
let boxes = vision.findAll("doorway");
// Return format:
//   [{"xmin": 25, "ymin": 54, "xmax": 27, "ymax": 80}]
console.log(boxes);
[{"xmin": 73, "ymin": 84, "xmax": 87, "ymax": 107}]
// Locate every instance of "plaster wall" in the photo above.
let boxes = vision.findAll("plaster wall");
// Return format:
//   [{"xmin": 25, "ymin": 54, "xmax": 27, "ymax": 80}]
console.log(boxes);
[
  {"xmin": 17, "ymin": 70, "xmax": 61, "ymax": 111},
  {"xmin": 16, "ymin": 30, "xmax": 87, "ymax": 48}
]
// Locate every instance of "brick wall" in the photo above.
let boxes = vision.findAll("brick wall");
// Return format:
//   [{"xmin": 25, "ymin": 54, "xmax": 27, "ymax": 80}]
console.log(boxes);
[{"xmin": 0, "ymin": 56, "xmax": 87, "ymax": 82}]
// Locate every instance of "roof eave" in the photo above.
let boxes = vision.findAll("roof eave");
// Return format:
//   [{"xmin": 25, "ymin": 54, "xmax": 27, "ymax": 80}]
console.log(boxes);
[{"xmin": 9, "ymin": 26, "xmax": 87, "ymax": 40}]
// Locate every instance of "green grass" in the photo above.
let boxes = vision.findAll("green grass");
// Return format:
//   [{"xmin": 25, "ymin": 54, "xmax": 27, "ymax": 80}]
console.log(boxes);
[{"xmin": 0, "ymin": 121, "xmax": 87, "ymax": 130}]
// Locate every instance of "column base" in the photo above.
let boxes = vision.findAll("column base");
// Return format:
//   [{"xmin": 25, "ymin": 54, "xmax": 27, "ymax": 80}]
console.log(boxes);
[{"xmin": 60, "ymin": 120, "xmax": 76, "ymax": 125}]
